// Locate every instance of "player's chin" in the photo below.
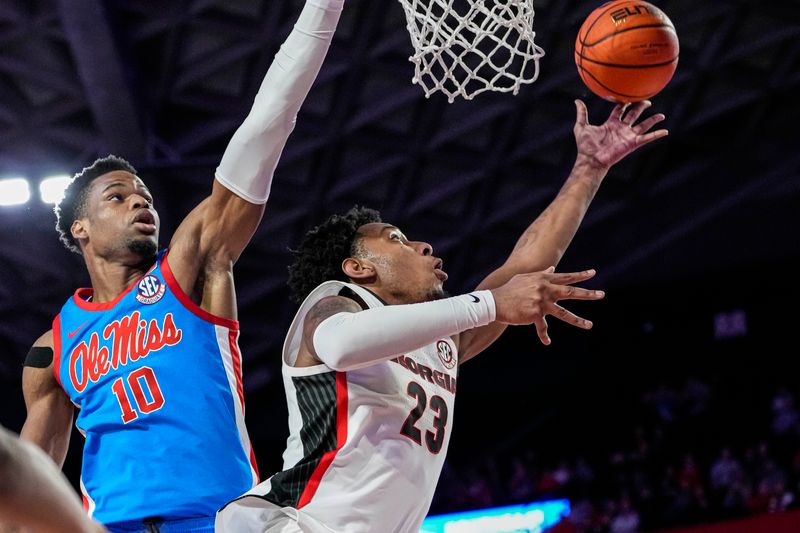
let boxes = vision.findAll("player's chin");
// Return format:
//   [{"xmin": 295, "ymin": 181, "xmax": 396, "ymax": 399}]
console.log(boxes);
[
  {"xmin": 126, "ymin": 236, "xmax": 159, "ymax": 259},
  {"xmin": 423, "ymin": 284, "xmax": 447, "ymax": 302},
  {"xmin": 135, "ymin": 233, "xmax": 158, "ymax": 247}
]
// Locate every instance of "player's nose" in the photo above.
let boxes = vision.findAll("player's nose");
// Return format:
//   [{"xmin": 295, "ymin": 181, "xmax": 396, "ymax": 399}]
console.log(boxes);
[
  {"xmin": 413, "ymin": 241, "xmax": 433, "ymax": 256},
  {"xmin": 129, "ymin": 194, "xmax": 151, "ymax": 209}
]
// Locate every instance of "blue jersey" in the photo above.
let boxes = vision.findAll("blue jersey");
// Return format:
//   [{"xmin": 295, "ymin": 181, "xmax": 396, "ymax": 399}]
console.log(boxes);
[{"xmin": 53, "ymin": 249, "xmax": 258, "ymax": 525}]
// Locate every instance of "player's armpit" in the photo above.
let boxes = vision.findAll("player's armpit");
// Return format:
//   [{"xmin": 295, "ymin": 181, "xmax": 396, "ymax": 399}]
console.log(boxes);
[
  {"xmin": 164, "ymin": 186, "xmax": 264, "ymax": 323},
  {"xmin": 167, "ymin": 184, "xmax": 264, "ymax": 291}
]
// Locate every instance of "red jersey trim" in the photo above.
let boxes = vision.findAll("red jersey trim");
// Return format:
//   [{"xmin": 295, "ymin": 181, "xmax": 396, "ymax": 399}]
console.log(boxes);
[
  {"xmin": 297, "ymin": 372, "xmax": 349, "ymax": 508},
  {"xmin": 71, "ymin": 261, "xmax": 158, "ymax": 311},
  {"xmin": 72, "ymin": 285, "xmax": 134, "ymax": 311},
  {"xmin": 228, "ymin": 330, "xmax": 259, "ymax": 482},
  {"xmin": 161, "ymin": 250, "xmax": 239, "ymax": 331},
  {"xmin": 52, "ymin": 315, "xmax": 63, "ymax": 389}
]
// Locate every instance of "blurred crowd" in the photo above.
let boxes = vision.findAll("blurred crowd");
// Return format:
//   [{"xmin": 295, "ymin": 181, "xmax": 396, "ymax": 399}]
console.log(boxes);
[{"xmin": 431, "ymin": 378, "xmax": 800, "ymax": 532}]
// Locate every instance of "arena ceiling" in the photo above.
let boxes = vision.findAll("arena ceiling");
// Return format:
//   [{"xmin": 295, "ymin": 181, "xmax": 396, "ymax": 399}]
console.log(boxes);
[{"xmin": 0, "ymin": 0, "xmax": 798, "ymax": 395}]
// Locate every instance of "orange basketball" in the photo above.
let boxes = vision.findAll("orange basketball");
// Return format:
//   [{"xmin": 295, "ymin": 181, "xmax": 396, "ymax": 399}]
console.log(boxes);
[{"xmin": 575, "ymin": 1, "xmax": 679, "ymax": 102}]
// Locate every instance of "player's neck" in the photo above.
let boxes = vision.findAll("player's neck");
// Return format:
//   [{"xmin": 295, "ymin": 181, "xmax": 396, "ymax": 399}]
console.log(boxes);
[
  {"xmin": 355, "ymin": 283, "xmax": 417, "ymax": 306},
  {"xmin": 83, "ymin": 253, "xmax": 154, "ymax": 303}
]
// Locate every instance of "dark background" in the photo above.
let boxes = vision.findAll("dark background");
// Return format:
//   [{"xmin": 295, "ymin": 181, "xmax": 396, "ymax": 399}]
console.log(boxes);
[{"xmin": 0, "ymin": 0, "xmax": 798, "ymax": 511}]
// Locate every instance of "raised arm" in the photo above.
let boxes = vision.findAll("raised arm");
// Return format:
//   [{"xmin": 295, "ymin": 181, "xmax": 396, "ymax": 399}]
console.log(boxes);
[
  {"xmin": 457, "ymin": 99, "xmax": 668, "ymax": 362},
  {"xmin": 0, "ymin": 426, "xmax": 106, "ymax": 533},
  {"xmin": 293, "ymin": 273, "xmax": 604, "ymax": 371},
  {"xmin": 166, "ymin": 0, "xmax": 345, "ymax": 315}
]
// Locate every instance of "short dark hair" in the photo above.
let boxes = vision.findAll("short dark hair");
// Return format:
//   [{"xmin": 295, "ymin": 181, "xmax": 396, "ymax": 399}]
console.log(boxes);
[
  {"xmin": 55, "ymin": 155, "xmax": 137, "ymax": 254},
  {"xmin": 287, "ymin": 206, "xmax": 382, "ymax": 304}
]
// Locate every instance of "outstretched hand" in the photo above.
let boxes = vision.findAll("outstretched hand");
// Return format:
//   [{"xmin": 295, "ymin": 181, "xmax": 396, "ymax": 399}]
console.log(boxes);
[
  {"xmin": 574, "ymin": 99, "xmax": 668, "ymax": 169},
  {"xmin": 490, "ymin": 267, "xmax": 605, "ymax": 346}
]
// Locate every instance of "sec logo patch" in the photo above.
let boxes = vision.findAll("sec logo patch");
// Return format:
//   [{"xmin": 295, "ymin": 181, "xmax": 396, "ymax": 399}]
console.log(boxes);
[
  {"xmin": 436, "ymin": 340, "xmax": 456, "ymax": 369},
  {"xmin": 136, "ymin": 275, "xmax": 166, "ymax": 305}
]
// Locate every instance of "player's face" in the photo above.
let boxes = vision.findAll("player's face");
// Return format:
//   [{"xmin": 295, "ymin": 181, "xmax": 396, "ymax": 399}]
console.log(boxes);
[
  {"xmin": 355, "ymin": 222, "xmax": 447, "ymax": 304},
  {"xmin": 80, "ymin": 171, "xmax": 160, "ymax": 261}
]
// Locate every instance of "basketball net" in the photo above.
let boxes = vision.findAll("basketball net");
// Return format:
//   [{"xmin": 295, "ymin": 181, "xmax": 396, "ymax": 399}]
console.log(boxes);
[{"xmin": 397, "ymin": 0, "xmax": 545, "ymax": 103}]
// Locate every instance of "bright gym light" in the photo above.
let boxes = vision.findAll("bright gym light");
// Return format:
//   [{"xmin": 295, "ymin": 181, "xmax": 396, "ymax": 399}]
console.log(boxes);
[
  {"xmin": 421, "ymin": 499, "xmax": 570, "ymax": 533},
  {"xmin": 40, "ymin": 175, "xmax": 72, "ymax": 204},
  {"xmin": 0, "ymin": 178, "xmax": 31, "ymax": 206}
]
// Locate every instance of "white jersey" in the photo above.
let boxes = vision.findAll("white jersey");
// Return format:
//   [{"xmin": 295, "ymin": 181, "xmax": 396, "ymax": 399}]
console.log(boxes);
[{"xmin": 218, "ymin": 281, "xmax": 459, "ymax": 533}]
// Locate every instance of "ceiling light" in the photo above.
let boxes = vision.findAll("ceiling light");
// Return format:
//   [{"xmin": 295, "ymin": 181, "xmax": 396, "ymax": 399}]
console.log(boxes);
[
  {"xmin": 40, "ymin": 175, "xmax": 72, "ymax": 204},
  {"xmin": 0, "ymin": 178, "xmax": 31, "ymax": 206}
]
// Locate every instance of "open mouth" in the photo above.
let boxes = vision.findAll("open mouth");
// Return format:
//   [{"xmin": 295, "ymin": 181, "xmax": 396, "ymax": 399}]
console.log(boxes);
[
  {"xmin": 433, "ymin": 258, "xmax": 448, "ymax": 282},
  {"xmin": 132, "ymin": 210, "xmax": 157, "ymax": 235}
]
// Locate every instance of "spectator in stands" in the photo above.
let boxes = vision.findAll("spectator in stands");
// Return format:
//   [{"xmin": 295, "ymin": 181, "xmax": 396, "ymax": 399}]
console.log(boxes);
[
  {"xmin": 710, "ymin": 447, "xmax": 743, "ymax": 492},
  {"xmin": 683, "ymin": 377, "xmax": 711, "ymax": 418},
  {"xmin": 430, "ymin": 381, "xmax": 800, "ymax": 532},
  {"xmin": 509, "ymin": 458, "xmax": 535, "ymax": 501},
  {"xmin": 721, "ymin": 467, "xmax": 751, "ymax": 517},
  {"xmin": 772, "ymin": 387, "xmax": 799, "ymax": 436},
  {"xmin": 609, "ymin": 495, "xmax": 640, "ymax": 533}
]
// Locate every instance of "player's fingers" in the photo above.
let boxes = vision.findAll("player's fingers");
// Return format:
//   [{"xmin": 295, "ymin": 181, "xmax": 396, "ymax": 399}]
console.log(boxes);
[
  {"xmin": 533, "ymin": 316, "xmax": 551, "ymax": 345},
  {"xmin": 610, "ymin": 102, "xmax": 629, "ymax": 122},
  {"xmin": 548, "ymin": 268, "xmax": 597, "ymax": 284},
  {"xmin": 636, "ymin": 129, "xmax": 669, "ymax": 146},
  {"xmin": 574, "ymin": 99, "xmax": 589, "ymax": 127},
  {"xmin": 623, "ymin": 100, "xmax": 651, "ymax": 124},
  {"xmin": 633, "ymin": 113, "xmax": 666, "ymax": 134},
  {"xmin": 554, "ymin": 284, "xmax": 605, "ymax": 301},
  {"xmin": 549, "ymin": 303, "xmax": 593, "ymax": 330}
]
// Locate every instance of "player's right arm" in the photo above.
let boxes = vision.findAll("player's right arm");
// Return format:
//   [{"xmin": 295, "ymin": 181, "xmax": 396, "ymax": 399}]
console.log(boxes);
[
  {"xmin": 19, "ymin": 331, "xmax": 74, "ymax": 467},
  {"xmin": 165, "ymin": 0, "xmax": 345, "ymax": 322},
  {"xmin": 0, "ymin": 426, "xmax": 106, "ymax": 533},
  {"xmin": 294, "ymin": 273, "xmax": 600, "ymax": 370}
]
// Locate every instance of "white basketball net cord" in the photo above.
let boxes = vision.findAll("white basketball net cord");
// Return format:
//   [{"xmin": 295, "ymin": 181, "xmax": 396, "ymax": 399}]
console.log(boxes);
[{"xmin": 397, "ymin": 0, "xmax": 545, "ymax": 103}]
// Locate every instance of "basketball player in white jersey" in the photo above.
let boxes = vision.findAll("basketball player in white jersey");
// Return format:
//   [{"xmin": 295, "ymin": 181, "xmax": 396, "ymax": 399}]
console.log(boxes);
[{"xmin": 217, "ymin": 99, "xmax": 668, "ymax": 532}]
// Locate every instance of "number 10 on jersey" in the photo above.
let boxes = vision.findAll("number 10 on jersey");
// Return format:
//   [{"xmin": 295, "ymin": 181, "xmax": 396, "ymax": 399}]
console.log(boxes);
[{"xmin": 110, "ymin": 366, "xmax": 165, "ymax": 423}]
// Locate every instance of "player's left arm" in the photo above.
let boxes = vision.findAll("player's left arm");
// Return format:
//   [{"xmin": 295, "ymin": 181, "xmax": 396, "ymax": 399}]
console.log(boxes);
[
  {"xmin": 166, "ymin": 0, "xmax": 345, "ymax": 318},
  {"xmin": 457, "ymin": 99, "xmax": 668, "ymax": 363}
]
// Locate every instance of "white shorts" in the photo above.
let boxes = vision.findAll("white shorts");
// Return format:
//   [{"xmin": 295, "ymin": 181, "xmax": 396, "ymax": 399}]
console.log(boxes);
[{"xmin": 215, "ymin": 497, "xmax": 334, "ymax": 533}]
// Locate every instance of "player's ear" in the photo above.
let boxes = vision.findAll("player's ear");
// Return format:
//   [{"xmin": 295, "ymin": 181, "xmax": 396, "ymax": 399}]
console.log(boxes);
[
  {"xmin": 342, "ymin": 257, "xmax": 376, "ymax": 281},
  {"xmin": 71, "ymin": 219, "xmax": 89, "ymax": 241}
]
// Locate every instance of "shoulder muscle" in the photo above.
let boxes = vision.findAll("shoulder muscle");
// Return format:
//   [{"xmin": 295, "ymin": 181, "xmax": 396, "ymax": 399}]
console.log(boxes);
[
  {"xmin": 303, "ymin": 295, "xmax": 362, "ymax": 340},
  {"xmin": 22, "ymin": 331, "xmax": 59, "ymax": 404},
  {"xmin": 296, "ymin": 295, "xmax": 362, "ymax": 367}
]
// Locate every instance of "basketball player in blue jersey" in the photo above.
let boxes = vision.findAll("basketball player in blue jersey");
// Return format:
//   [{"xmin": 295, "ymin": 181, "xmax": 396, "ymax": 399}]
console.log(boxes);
[
  {"xmin": 6, "ymin": 1, "xmax": 347, "ymax": 532},
  {"xmin": 217, "ymin": 99, "xmax": 669, "ymax": 532}
]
